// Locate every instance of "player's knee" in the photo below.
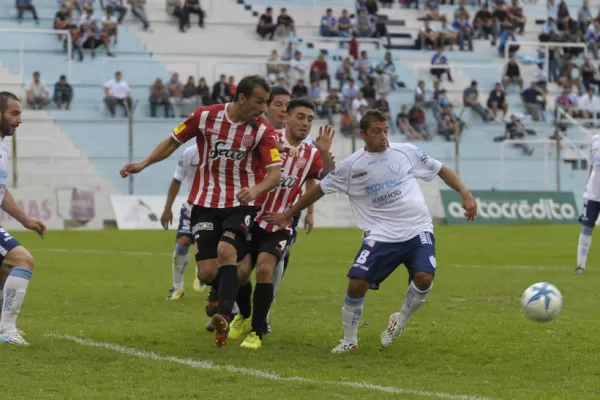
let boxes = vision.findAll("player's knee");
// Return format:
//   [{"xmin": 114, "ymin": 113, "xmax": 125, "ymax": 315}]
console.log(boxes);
[
  {"xmin": 177, "ymin": 235, "xmax": 193, "ymax": 248},
  {"xmin": 256, "ymin": 263, "xmax": 275, "ymax": 283},
  {"xmin": 196, "ymin": 260, "xmax": 217, "ymax": 283},
  {"xmin": 216, "ymin": 241, "xmax": 237, "ymax": 265},
  {"xmin": 582, "ymin": 225, "xmax": 594, "ymax": 236},
  {"xmin": 347, "ymin": 279, "xmax": 369, "ymax": 298},
  {"xmin": 5, "ymin": 247, "xmax": 34, "ymax": 271},
  {"xmin": 413, "ymin": 272, "xmax": 433, "ymax": 290}
]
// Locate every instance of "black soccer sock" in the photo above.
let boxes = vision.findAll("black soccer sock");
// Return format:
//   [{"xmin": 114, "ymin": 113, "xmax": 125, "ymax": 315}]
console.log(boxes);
[
  {"xmin": 217, "ymin": 265, "xmax": 239, "ymax": 319},
  {"xmin": 208, "ymin": 270, "xmax": 220, "ymax": 289},
  {"xmin": 236, "ymin": 281, "xmax": 253, "ymax": 319},
  {"xmin": 252, "ymin": 283, "xmax": 274, "ymax": 339}
]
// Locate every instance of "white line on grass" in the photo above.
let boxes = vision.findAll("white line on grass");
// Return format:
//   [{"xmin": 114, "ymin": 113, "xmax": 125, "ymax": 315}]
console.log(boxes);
[
  {"xmin": 45, "ymin": 333, "xmax": 494, "ymax": 400},
  {"xmin": 35, "ymin": 247, "xmax": 568, "ymax": 271}
]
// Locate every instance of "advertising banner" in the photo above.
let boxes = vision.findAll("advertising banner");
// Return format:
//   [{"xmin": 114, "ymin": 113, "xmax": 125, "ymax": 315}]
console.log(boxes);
[{"xmin": 110, "ymin": 195, "xmax": 188, "ymax": 230}]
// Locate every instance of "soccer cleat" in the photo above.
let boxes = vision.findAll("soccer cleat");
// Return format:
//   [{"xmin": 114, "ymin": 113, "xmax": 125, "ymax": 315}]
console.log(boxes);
[
  {"xmin": 0, "ymin": 331, "xmax": 29, "ymax": 346},
  {"xmin": 211, "ymin": 314, "xmax": 229, "ymax": 348},
  {"xmin": 240, "ymin": 332, "xmax": 262, "ymax": 350},
  {"xmin": 380, "ymin": 312, "xmax": 405, "ymax": 348},
  {"xmin": 193, "ymin": 278, "xmax": 205, "ymax": 292},
  {"xmin": 205, "ymin": 319, "xmax": 214, "ymax": 332},
  {"xmin": 263, "ymin": 319, "xmax": 272, "ymax": 336},
  {"xmin": 205, "ymin": 289, "xmax": 219, "ymax": 317},
  {"xmin": 331, "ymin": 339, "xmax": 358, "ymax": 354},
  {"xmin": 167, "ymin": 287, "xmax": 185, "ymax": 300},
  {"xmin": 227, "ymin": 314, "xmax": 251, "ymax": 340},
  {"xmin": 573, "ymin": 266, "xmax": 585, "ymax": 275}
]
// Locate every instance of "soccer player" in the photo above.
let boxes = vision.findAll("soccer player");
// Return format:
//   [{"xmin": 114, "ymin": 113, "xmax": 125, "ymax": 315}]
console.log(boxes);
[
  {"xmin": 120, "ymin": 75, "xmax": 282, "ymax": 348},
  {"xmin": 229, "ymin": 98, "xmax": 335, "ymax": 350},
  {"xmin": 160, "ymin": 144, "xmax": 204, "ymax": 299},
  {"xmin": 266, "ymin": 109, "xmax": 477, "ymax": 353},
  {"xmin": 0, "ymin": 91, "xmax": 47, "ymax": 345},
  {"xmin": 574, "ymin": 134, "xmax": 600, "ymax": 274}
]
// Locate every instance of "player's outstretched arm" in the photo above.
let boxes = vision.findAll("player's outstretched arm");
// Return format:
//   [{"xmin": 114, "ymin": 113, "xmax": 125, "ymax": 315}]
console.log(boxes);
[
  {"xmin": 120, "ymin": 137, "xmax": 181, "ymax": 178},
  {"xmin": 265, "ymin": 184, "xmax": 325, "ymax": 229},
  {"xmin": 1, "ymin": 189, "xmax": 46, "ymax": 237},
  {"xmin": 161, "ymin": 179, "xmax": 182, "ymax": 229},
  {"xmin": 438, "ymin": 165, "xmax": 477, "ymax": 221}
]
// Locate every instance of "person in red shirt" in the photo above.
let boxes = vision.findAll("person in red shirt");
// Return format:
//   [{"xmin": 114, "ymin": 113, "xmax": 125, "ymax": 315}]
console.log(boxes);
[
  {"xmin": 120, "ymin": 75, "xmax": 282, "ymax": 348},
  {"xmin": 228, "ymin": 76, "xmax": 237, "ymax": 97},
  {"xmin": 310, "ymin": 53, "xmax": 332, "ymax": 91}
]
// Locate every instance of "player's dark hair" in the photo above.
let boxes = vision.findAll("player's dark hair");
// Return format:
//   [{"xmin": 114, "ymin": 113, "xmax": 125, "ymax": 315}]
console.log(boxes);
[
  {"xmin": 359, "ymin": 109, "xmax": 387, "ymax": 132},
  {"xmin": 267, "ymin": 86, "xmax": 291, "ymax": 105},
  {"xmin": 234, "ymin": 75, "xmax": 271, "ymax": 102},
  {"xmin": 286, "ymin": 97, "xmax": 315, "ymax": 113},
  {"xmin": 0, "ymin": 91, "xmax": 19, "ymax": 113}
]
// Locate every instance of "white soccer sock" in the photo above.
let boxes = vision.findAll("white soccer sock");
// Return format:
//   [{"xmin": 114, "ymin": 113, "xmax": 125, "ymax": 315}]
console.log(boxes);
[
  {"xmin": 172, "ymin": 243, "xmax": 189, "ymax": 290},
  {"xmin": 396, "ymin": 281, "xmax": 432, "ymax": 326},
  {"xmin": 577, "ymin": 227, "xmax": 593, "ymax": 269},
  {"xmin": 0, "ymin": 267, "xmax": 32, "ymax": 334},
  {"xmin": 342, "ymin": 292, "xmax": 365, "ymax": 344},
  {"xmin": 232, "ymin": 302, "xmax": 240, "ymax": 314},
  {"xmin": 272, "ymin": 255, "xmax": 286, "ymax": 295}
]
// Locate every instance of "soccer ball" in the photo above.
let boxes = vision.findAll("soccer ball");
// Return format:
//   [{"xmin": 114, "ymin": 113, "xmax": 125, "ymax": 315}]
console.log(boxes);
[{"xmin": 520, "ymin": 282, "xmax": 562, "ymax": 322}]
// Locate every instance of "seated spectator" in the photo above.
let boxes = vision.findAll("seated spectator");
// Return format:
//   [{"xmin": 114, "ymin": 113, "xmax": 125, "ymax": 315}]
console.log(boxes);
[
  {"xmin": 338, "ymin": 9, "xmax": 354, "ymax": 38},
  {"xmin": 463, "ymin": 81, "xmax": 493, "ymax": 122},
  {"xmin": 342, "ymin": 78, "xmax": 359, "ymax": 108},
  {"xmin": 366, "ymin": 0, "xmax": 378, "ymax": 15},
  {"xmin": 578, "ymin": 0, "xmax": 593, "ymax": 32},
  {"xmin": 354, "ymin": 50, "xmax": 379, "ymax": 89},
  {"xmin": 54, "ymin": 4, "xmax": 72, "ymax": 40},
  {"xmin": 555, "ymin": 89, "xmax": 576, "ymax": 129},
  {"xmin": 438, "ymin": 18, "xmax": 457, "ymax": 51},
  {"xmin": 539, "ymin": 17, "xmax": 559, "ymax": 42},
  {"xmin": 507, "ymin": 0, "xmax": 526, "ymax": 34},
  {"xmin": 280, "ymin": 42, "xmax": 294, "ymax": 62},
  {"xmin": 266, "ymin": 50, "xmax": 283, "ymax": 84},
  {"xmin": 149, "ymin": 78, "xmax": 172, "ymax": 118},
  {"xmin": 335, "ymin": 57, "xmax": 353, "ymax": 89},
  {"xmin": 559, "ymin": 58, "xmax": 582, "ymax": 94},
  {"xmin": 78, "ymin": 6, "xmax": 94, "ymax": 30},
  {"xmin": 487, "ymin": 82, "xmax": 508, "ymax": 120},
  {"xmin": 310, "ymin": 54, "xmax": 331, "ymax": 91},
  {"xmin": 454, "ymin": 0, "xmax": 470, "ymax": 21},
  {"xmin": 586, "ymin": 20, "xmax": 599, "ymax": 60},
  {"xmin": 556, "ymin": 1, "xmax": 574, "ymax": 32},
  {"xmin": 356, "ymin": 10, "xmax": 373, "ymax": 38},
  {"xmin": 375, "ymin": 52, "xmax": 398, "ymax": 92},
  {"xmin": 16, "ymin": 0, "xmax": 39, "ymax": 24},
  {"xmin": 438, "ymin": 106, "xmax": 460, "ymax": 141},
  {"xmin": 26, "ymin": 71, "xmax": 49, "ymax": 109},
  {"xmin": 374, "ymin": 92, "xmax": 391, "ymax": 131},
  {"xmin": 408, "ymin": 100, "xmax": 431, "ymax": 140},
  {"xmin": 320, "ymin": 8, "xmax": 338, "ymax": 37},
  {"xmin": 290, "ymin": 51, "xmax": 308, "ymax": 85},
  {"xmin": 581, "ymin": 57, "xmax": 600, "ymax": 92},
  {"xmin": 180, "ymin": 76, "xmax": 197, "ymax": 116},
  {"xmin": 211, "ymin": 75, "xmax": 231, "ymax": 104},
  {"xmin": 257, "ymin": 7, "xmax": 276, "ymax": 40},
  {"xmin": 196, "ymin": 77, "xmax": 211, "ymax": 105},
  {"xmin": 292, "ymin": 79, "xmax": 308, "ymax": 98},
  {"xmin": 308, "ymin": 80, "xmax": 322, "ymax": 111},
  {"xmin": 340, "ymin": 109, "xmax": 354, "ymax": 137},
  {"xmin": 498, "ymin": 26, "xmax": 519, "ymax": 57},
  {"xmin": 535, "ymin": 62, "xmax": 548, "ymax": 92},
  {"xmin": 167, "ymin": 72, "xmax": 184, "ymax": 117},
  {"xmin": 424, "ymin": 0, "xmax": 442, "ymax": 21},
  {"xmin": 453, "ymin": 14, "xmax": 473, "ymax": 51},
  {"xmin": 277, "ymin": 76, "xmax": 290, "ymax": 91},
  {"xmin": 321, "ymin": 89, "xmax": 343, "ymax": 125},
  {"xmin": 504, "ymin": 114, "xmax": 533, "ymax": 155},
  {"xmin": 101, "ymin": 7, "xmax": 119, "ymax": 44},
  {"xmin": 229, "ymin": 76, "xmax": 237, "ymax": 96},
  {"xmin": 430, "ymin": 48, "xmax": 453, "ymax": 82},
  {"xmin": 397, "ymin": 105, "xmax": 421, "ymax": 140},
  {"xmin": 502, "ymin": 58, "xmax": 524, "ymax": 90},
  {"xmin": 578, "ymin": 87, "xmax": 598, "ymax": 121},
  {"xmin": 277, "ymin": 8, "xmax": 296, "ymax": 39},
  {"xmin": 361, "ymin": 81, "xmax": 376, "ymax": 105},
  {"xmin": 420, "ymin": 20, "xmax": 439, "ymax": 50},
  {"xmin": 53, "ymin": 75, "xmax": 73, "ymax": 110},
  {"xmin": 101, "ymin": 0, "xmax": 127, "ymax": 23},
  {"xmin": 83, "ymin": 20, "xmax": 115, "ymax": 57},
  {"xmin": 104, "ymin": 71, "xmax": 132, "ymax": 117},
  {"xmin": 473, "ymin": 4, "xmax": 493, "ymax": 41},
  {"xmin": 179, "ymin": 0, "xmax": 204, "ymax": 32},
  {"xmin": 521, "ymin": 82, "xmax": 545, "ymax": 121}
]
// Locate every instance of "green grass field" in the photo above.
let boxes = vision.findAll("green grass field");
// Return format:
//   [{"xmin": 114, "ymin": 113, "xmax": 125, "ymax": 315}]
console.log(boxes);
[{"xmin": 1, "ymin": 225, "xmax": 598, "ymax": 400}]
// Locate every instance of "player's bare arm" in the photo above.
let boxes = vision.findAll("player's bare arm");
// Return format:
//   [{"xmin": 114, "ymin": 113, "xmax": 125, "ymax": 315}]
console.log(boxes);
[
  {"xmin": 437, "ymin": 165, "xmax": 477, "ymax": 220},
  {"xmin": 277, "ymin": 142, "xmax": 299, "ymax": 158},
  {"xmin": 161, "ymin": 178, "xmax": 182, "ymax": 229},
  {"xmin": 1, "ymin": 189, "xmax": 46, "ymax": 237},
  {"xmin": 237, "ymin": 165, "xmax": 282, "ymax": 203},
  {"xmin": 120, "ymin": 137, "xmax": 181, "ymax": 177},
  {"xmin": 304, "ymin": 179, "xmax": 317, "ymax": 234},
  {"xmin": 265, "ymin": 183, "xmax": 325, "ymax": 229}
]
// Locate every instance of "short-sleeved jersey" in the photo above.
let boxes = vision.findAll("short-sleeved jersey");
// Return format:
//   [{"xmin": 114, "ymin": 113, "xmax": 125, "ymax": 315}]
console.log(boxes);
[
  {"xmin": 256, "ymin": 130, "xmax": 324, "ymax": 231},
  {"xmin": 173, "ymin": 145, "xmax": 200, "ymax": 191},
  {"xmin": 171, "ymin": 103, "xmax": 282, "ymax": 208},
  {"xmin": 0, "ymin": 143, "xmax": 8, "ymax": 207},
  {"xmin": 320, "ymin": 142, "xmax": 442, "ymax": 242},
  {"xmin": 585, "ymin": 134, "xmax": 600, "ymax": 201}
]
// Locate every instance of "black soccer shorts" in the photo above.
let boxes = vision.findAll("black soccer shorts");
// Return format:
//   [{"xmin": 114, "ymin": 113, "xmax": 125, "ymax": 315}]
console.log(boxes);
[{"xmin": 247, "ymin": 224, "xmax": 291, "ymax": 267}]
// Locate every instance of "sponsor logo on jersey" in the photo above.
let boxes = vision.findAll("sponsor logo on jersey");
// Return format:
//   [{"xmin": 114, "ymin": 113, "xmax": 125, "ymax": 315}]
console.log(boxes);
[
  {"xmin": 206, "ymin": 128, "xmax": 221, "ymax": 134},
  {"xmin": 352, "ymin": 171, "xmax": 367, "ymax": 179},
  {"xmin": 372, "ymin": 189, "xmax": 402, "ymax": 208},
  {"xmin": 280, "ymin": 176, "xmax": 298, "ymax": 189},
  {"xmin": 209, "ymin": 141, "xmax": 247, "ymax": 161},
  {"xmin": 270, "ymin": 148, "xmax": 282, "ymax": 162},
  {"xmin": 365, "ymin": 179, "xmax": 403, "ymax": 195},
  {"xmin": 173, "ymin": 122, "xmax": 186, "ymax": 136}
]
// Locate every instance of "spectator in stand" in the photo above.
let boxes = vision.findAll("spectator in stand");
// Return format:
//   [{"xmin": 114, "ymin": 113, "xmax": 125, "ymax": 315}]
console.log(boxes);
[
  {"xmin": 149, "ymin": 78, "xmax": 172, "ymax": 118},
  {"xmin": 308, "ymin": 80, "xmax": 322, "ymax": 111},
  {"xmin": 502, "ymin": 58, "xmax": 524, "ymax": 90},
  {"xmin": 349, "ymin": 31, "xmax": 359, "ymax": 59},
  {"xmin": 454, "ymin": 14, "xmax": 473, "ymax": 51},
  {"xmin": 424, "ymin": 0, "xmax": 442, "ymax": 21},
  {"xmin": 581, "ymin": 56, "xmax": 600, "ymax": 91},
  {"xmin": 277, "ymin": 8, "xmax": 296, "ymax": 39},
  {"xmin": 26, "ymin": 71, "xmax": 49, "ymax": 109},
  {"xmin": 16, "ymin": 0, "xmax": 39, "ymax": 24},
  {"xmin": 498, "ymin": 25, "xmax": 518, "ymax": 57},
  {"xmin": 342, "ymin": 78, "xmax": 359, "ymax": 108},
  {"xmin": 128, "ymin": 0, "xmax": 150, "ymax": 31},
  {"xmin": 66, "ymin": 25, "xmax": 84, "ymax": 61},
  {"xmin": 374, "ymin": 92, "xmax": 392, "ymax": 131},
  {"xmin": 507, "ymin": 0, "xmax": 526, "ymax": 34},
  {"xmin": 548, "ymin": 0, "xmax": 558, "ymax": 21},
  {"xmin": 487, "ymin": 82, "xmax": 508, "ymax": 120},
  {"xmin": 211, "ymin": 74, "xmax": 231, "ymax": 104},
  {"xmin": 181, "ymin": 76, "xmax": 197, "ymax": 116},
  {"xmin": 336, "ymin": 57, "xmax": 353, "ymax": 89},
  {"xmin": 257, "ymin": 7, "xmax": 277, "ymax": 40},
  {"xmin": 463, "ymin": 81, "xmax": 492, "ymax": 122},
  {"xmin": 340, "ymin": 109, "xmax": 354, "ymax": 137},
  {"xmin": 101, "ymin": 7, "xmax": 119, "ymax": 44},
  {"xmin": 84, "ymin": 20, "xmax": 115, "ymax": 57},
  {"xmin": 100, "ymin": 0, "xmax": 127, "ymax": 23},
  {"xmin": 196, "ymin": 77, "xmax": 211, "ymax": 105},
  {"xmin": 454, "ymin": 0, "xmax": 470, "ymax": 21},
  {"xmin": 473, "ymin": 4, "xmax": 493, "ymax": 41},
  {"xmin": 380, "ymin": 0, "xmax": 394, "ymax": 8},
  {"xmin": 578, "ymin": 0, "xmax": 593, "ymax": 33},
  {"xmin": 280, "ymin": 42, "xmax": 294, "ymax": 62},
  {"xmin": 104, "ymin": 71, "xmax": 132, "ymax": 117},
  {"xmin": 438, "ymin": 18, "xmax": 457, "ymax": 51},
  {"xmin": 559, "ymin": 58, "xmax": 582, "ymax": 94},
  {"xmin": 420, "ymin": 20, "xmax": 440, "ymax": 50},
  {"xmin": 408, "ymin": 100, "xmax": 430, "ymax": 140},
  {"xmin": 430, "ymin": 48, "xmax": 453, "ymax": 82},
  {"xmin": 229, "ymin": 76, "xmax": 237, "ymax": 96},
  {"xmin": 397, "ymin": 105, "xmax": 421, "ymax": 140},
  {"xmin": 180, "ymin": 0, "xmax": 204, "ymax": 31},
  {"xmin": 351, "ymin": 92, "xmax": 368, "ymax": 120},
  {"xmin": 535, "ymin": 62, "xmax": 548, "ymax": 92},
  {"xmin": 540, "ymin": 17, "xmax": 559, "ymax": 42},
  {"xmin": 356, "ymin": 0, "xmax": 367, "ymax": 14},
  {"xmin": 555, "ymin": 89, "xmax": 575, "ymax": 123},
  {"xmin": 586, "ymin": 19, "xmax": 599, "ymax": 60},
  {"xmin": 557, "ymin": 1, "xmax": 573, "ymax": 32},
  {"xmin": 375, "ymin": 51, "xmax": 398, "ymax": 92},
  {"xmin": 321, "ymin": 89, "xmax": 343, "ymax": 125},
  {"xmin": 521, "ymin": 82, "xmax": 545, "ymax": 121},
  {"xmin": 78, "ymin": 6, "xmax": 94, "ymax": 30},
  {"xmin": 338, "ymin": 9, "xmax": 354, "ymax": 38},
  {"xmin": 361, "ymin": 81, "xmax": 376, "ymax": 105},
  {"xmin": 53, "ymin": 75, "xmax": 73, "ymax": 110},
  {"xmin": 365, "ymin": 0, "xmax": 378, "ymax": 15},
  {"xmin": 578, "ymin": 87, "xmax": 598, "ymax": 121},
  {"xmin": 354, "ymin": 50, "xmax": 377, "ymax": 88},
  {"xmin": 356, "ymin": 10, "xmax": 373, "ymax": 38},
  {"xmin": 291, "ymin": 79, "xmax": 308, "ymax": 98},
  {"xmin": 277, "ymin": 76, "xmax": 290, "ymax": 91},
  {"xmin": 505, "ymin": 114, "xmax": 533, "ymax": 155},
  {"xmin": 266, "ymin": 50, "xmax": 283, "ymax": 84},
  {"xmin": 438, "ymin": 106, "xmax": 459, "ymax": 141},
  {"xmin": 320, "ymin": 8, "xmax": 338, "ymax": 37},
  {"xmin": 310, "ymin": 53, "xmax": 331, "ymax": 91},
  {"xmin": 54, "ymin": 4, "xmax": 72, "ymax": 40},
  {"xmin": 166, "ymin": 72, "xmax": 184, "ymax": 117},
  {"xmin": 290, "ymin": 51, "xmax": 309, "ymax": 85}
]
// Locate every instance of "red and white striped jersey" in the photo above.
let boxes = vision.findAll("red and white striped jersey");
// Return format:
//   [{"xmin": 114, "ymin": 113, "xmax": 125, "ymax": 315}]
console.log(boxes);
[
  {"xmin": 171, "ymin": 104, "xmax": 282, "ymax": 209},
  {"xmin": 256, "ymin": 130, "xmax": 324, "ymax": 232}
]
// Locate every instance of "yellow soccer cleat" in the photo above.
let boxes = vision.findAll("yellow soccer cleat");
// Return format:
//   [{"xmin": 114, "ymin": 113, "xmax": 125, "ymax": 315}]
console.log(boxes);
[
  {"xmin": 227, "ymin": 314, "xmax": 251, "ymax": 340},
  {"xmin": 193, "ymin": 278, "xmax": 205, "ymax": 292},
  {"xmin": 240, "ymin": 332, "xmax": 262, "ymax": 350},
  {"xmin": 167, "ymin": 287, "xmax": 185, "ymax": 300}
]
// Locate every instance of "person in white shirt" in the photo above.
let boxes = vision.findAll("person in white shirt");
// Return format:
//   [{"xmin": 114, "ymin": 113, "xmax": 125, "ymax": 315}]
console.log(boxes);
[
  {"xmin": 289, "ymin": 51, "xmax": 308, "ymax": 85},
  {"xmin": 575, "ymin": 134, "xmax": 600, "ymax": 274},
  {"xmin": 266, "ymin": 109, "xmax": 476, "ymax": 353},
  {"xmin": 103, "ymin": 71, "xmax": 132, "ymax": 117},
  {"xmin": 101, "ymin": 7, "xmax": 119, "ymax": 43},
  {"xmin": 78, "ymin": 6, "xmax": 94, "ymax": 29},
  {"xmin": 25, "ymin": 71, "xmax": 50, "ymax": 109},
  {"xmin": 578, "ymin": 87, "xmax": 598, "ymax": 120},
  {"xmin": 351, "ymin": 91, "xmax": 368, "ymax": 120}
]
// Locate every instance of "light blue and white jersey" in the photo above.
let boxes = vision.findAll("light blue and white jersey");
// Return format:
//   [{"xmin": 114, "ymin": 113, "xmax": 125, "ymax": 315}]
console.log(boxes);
[
  {"xmin": 0, "ymin": 142, "xmax": 8, "ymax": 207},
  {"xmin": 320, "ymin": 142, "xmax": 442, "ymax": 242},
  {"xmin": 173, "ymin": 145, "xmax": 199, "ymax": 192},
  {"xmin": 585, "ymin": 134, "xmax": 600, "ymax": 202}
]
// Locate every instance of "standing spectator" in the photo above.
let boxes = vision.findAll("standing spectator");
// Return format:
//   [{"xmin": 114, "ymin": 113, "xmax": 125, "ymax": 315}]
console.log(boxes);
[
  {"xmin": 338, "ymin": 9, "xmax": 353, "ymax": 38},
  {"xmin": 101, "ymin": 7, "xmax": 119, "ymax": 44},
  {"xmin": 26, "ymin": 71, "xmax": 49, "ymax": 109},
  {"xmin": 291, "ymin": 79, "xmax": 308, "ymax": 98},
  {"xmin": 181, "ymin": 76, "xmax": 197, "ymax": 116},
  {"xmin": 196, "ymin": 77, "xmax": 211, "ymax": 105},
  {"xmin": 129, "ymin": 0, "xmax": 150, "ymax": 31},
  {"xmin": 487, "ymin": 82, "xmax": 508, "ymax": 120},
  {"xmin": 521, "ymin": 82, "xmax": 545, "ymax": 121},
  {"xmin": 320, "ymin": 8, "xmax": 338, "ymax": 37},
  {"xmin": 16, "ymin": 0, "xmax": 39, "ymax": 24},
  {"xmin": 277, "ymin": 8, "xmax": 296, "ymax": 39},
  {"xmin": 310, "ymin": 53, "xmax": 331, "ymax": 91},
  {"xmin": 356, "ymin": 10, "xmax": 373, "ymax": 37},
  {"xmin": 53, "ymin": 75, "xmax": 73, "ymax": 110},
  {"xmin": 497, "ymin": 26, "xmax": 518, "ymax": 57},
  {"xmin": 430, "ymin": 48, "xmax": 453, "ymax": 82},
  {"xmin": 375, "ymin": 51, "xmax": 398, "ymax": 92},
  {"xmin": 349, "ymin": 31, "xmax": 359, "ymax": 60},
  {"xmin": 228, "ymin": 76, "xmax": 237, "ymax": 96},
  {"xmin": 257, "ymin": 7, "xmax": 276, "ymax": 40},
  {"xmin": 166, "ymin": 72, "xmax": 184, "ymax": 116},
  {"xmin": 149, "ymin": 78, "xmax": 172, "ymax": 118},
  {"xmin": 502, "ymin": 58, "xmax": 524, "ymax": 90},
  {"xmin": 408, "ymin": 100, "xmax": 430, "ymax": 140},
  {"xmin": 556, "ymin": 1, "xmax": 573, "ymax": 32},
  {"xmin": 463, "ymin": 81, "xmax": 492, "ymax": 122},
  {"xmin": 101, "ymin": 0, "xmax": 127, "ymax": 23},
  {"xmin": 211, "ymin": 74, "xmax": 231, "ymax": 104},
  {"xmin": 104, "ymin": 71, "xmax": 132, "ymax": 117},
  {"xmin": 365, "ymin": 0, "xmax": 378, "ymax": 15}
]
